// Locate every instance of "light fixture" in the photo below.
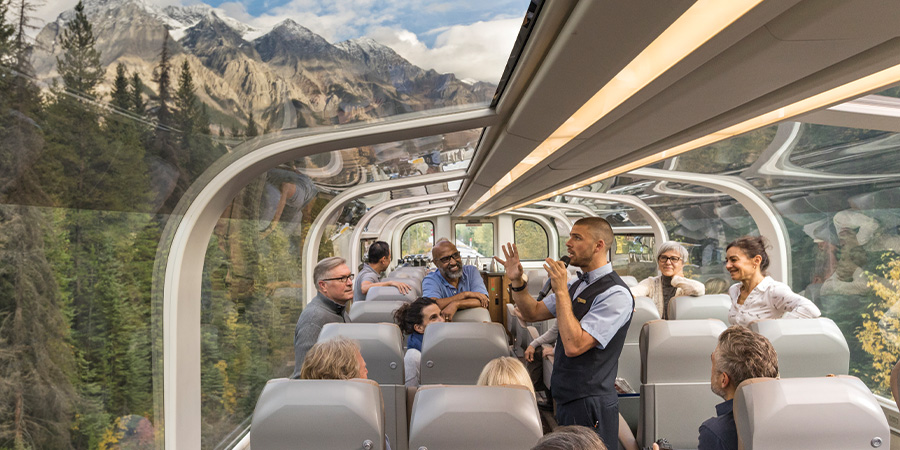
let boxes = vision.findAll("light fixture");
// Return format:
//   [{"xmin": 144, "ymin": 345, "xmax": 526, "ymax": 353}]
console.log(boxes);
[
  {"xmin": 462, "ymin": 0, "xmax": 765, "ymax": 216},
  {"xmin": 493, "ymin": 61, "xmax": 900, "ymax": 215}
]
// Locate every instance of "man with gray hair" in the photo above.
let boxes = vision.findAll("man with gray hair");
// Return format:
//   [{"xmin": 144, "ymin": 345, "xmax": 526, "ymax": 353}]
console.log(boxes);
[{"xmin": 291, "ymin": 257, "xmax": 354, "ymax": 378}]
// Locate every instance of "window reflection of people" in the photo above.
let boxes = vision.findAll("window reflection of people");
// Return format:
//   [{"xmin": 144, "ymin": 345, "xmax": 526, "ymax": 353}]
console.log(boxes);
[
  {"xmin": 629, "ymin": 241, "xmax": 705, "ymax": 318},
  {"xmin": 353, "ymin": 241, "xmax": 411, "ymax": 302},
  {"xmin": 724, "ymin": 236, "xmax": 820, "ymax": 327},
  {"xmin": 260, "ymin": 168, "xmax": 317, "ymax": 239}
]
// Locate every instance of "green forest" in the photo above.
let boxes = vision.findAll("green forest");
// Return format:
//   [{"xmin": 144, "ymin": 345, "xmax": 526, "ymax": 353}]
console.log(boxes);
[{"xmin": 0, "ymin": 1, "xmax": 307, "ymax": 448}]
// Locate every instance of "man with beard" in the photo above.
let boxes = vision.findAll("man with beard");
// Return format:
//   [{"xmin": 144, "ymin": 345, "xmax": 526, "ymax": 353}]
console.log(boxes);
[
  {"xmin": 291, "ymin": 257, "xmax": 353, "ymax": 378},
  {"xmin": 495, "ymin": 217, "xmax": 633, "ymax": 447},
  {"xmin": 422, "ymin": 239, "xmax": 490, "ymax": 320}
]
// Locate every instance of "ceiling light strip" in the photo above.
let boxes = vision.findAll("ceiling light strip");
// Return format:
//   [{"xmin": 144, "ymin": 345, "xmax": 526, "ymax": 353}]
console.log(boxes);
[
  {"xmin": 462, "ymin": 0, "xmax": 764, "ymax": 216},
  {"xmin": 491, "ymin": 62, "xmax": 900, "ymax": 216}
]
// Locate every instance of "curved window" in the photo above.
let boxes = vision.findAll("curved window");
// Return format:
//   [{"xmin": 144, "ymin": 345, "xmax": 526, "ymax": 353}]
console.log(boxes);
[
  {"xmin": 454, "ymin": 222, "xmax": 495, "ymax": 259},
  {"xmin": 401, "ymin": 221, "xmax": 435, "ymax": 258},
  {"xmin": 514, "ymin": 219, "xmax": 549, "ymax": 260}
]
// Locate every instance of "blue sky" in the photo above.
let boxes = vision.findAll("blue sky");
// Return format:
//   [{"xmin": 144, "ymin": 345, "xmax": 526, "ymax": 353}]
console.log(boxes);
[{"xmin": 37, "ymin": 0, "xmax": 529, "ymax": 82}]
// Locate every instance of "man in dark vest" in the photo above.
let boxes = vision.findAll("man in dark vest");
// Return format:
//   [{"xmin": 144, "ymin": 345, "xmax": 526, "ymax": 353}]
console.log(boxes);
[{"xmin": 496, "ymin": 217, "xmax": 633, "ymax": 448}]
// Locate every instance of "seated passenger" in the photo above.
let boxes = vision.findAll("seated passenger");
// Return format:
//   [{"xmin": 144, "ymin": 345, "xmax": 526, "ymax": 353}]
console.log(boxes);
[
  {"xmin": 654, "ymin": 325, "xmax": 778, "ymax": 450},
  {"xmin": 725, "ymin": 236, "xmax": 820, "ymax": 327},
  {"xmin": 292, "ymin": 257, "xmax": 353, "ymax": 378},
  {"xmin": 524, "ymin": 320, "xmax": 557, "ymax": 392},
  {"xmin": 531, "ymin": 425, "xmax": 608, "ymax": 450},
  {"xmin": 477, "ymin": 356, "xmax": 535, "ymax": 397},
  {"xmin": 630, "ymin": 241, "xmax": 705, "ymax": 318},
  {"xmin": 353, "ymin": 240, "xmax": 412, "ymax": 302},
  {"xmin": 422, "ymin": 239, "xmax": 489, "ymax": 320},
  {"xmin": 393, "ymin": 297, "xmax": 444, "ymax": 387},
  {"xmin": 299, "ymin": 337, "xmax": 368, "ymax": 380},
  {"xmin": 703, "ymin": 277, "xmax": 729, "ymax": 295}
]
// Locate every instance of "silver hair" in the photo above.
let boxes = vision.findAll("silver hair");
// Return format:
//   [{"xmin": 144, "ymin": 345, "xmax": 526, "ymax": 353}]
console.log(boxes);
[
  {"xmin": 313, "ymin": 256, "xmax": 347, "ymax": 286},
  {"xmin": 657, "ymin": 241, "xmax": 690, "ymax": 264}
]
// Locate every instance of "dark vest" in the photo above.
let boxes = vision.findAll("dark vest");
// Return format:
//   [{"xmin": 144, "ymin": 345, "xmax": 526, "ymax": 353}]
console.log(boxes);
[{"xmin": 551, "ymin": 271, "xmax": 634, "ymax": 404}]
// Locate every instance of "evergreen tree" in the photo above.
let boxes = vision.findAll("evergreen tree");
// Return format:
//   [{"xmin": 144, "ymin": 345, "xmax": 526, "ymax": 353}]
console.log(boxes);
[
  {"xmin": 56, "ymin": 0, "xmax": 103, "ymax": 98},
  {"xmin": 174, "ymin": 60, "xmax": 197, "ymax": 134},
  {"xmin": 246, "ymin": 111, "xmax": 258, "ymax": 137},
  {"xmin": 110, "ymin": 63, "xmax": 131, "ymax": 111},
  {"xmin": 130, "ymin": 72, "xmax": 146, "ymax": 115}
]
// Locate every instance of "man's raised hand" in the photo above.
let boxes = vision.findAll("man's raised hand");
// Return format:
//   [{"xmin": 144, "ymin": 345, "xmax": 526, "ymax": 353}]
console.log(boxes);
[{"xmin": 495, "ymin": 243, "xmax": 524, "ymax": 282}]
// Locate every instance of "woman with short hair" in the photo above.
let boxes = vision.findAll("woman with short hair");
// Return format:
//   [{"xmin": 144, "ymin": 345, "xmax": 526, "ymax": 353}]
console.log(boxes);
[
  {"xmin": 630, "ymin": 241, "xmax": 705, "ymax": 318},
  {"xmin": 477, "ymin": 356, "xmax": 535, "ymax": 396},
  {"xmin": 299, "ymin": 337, "xmax": 367, "ymax": 380}
]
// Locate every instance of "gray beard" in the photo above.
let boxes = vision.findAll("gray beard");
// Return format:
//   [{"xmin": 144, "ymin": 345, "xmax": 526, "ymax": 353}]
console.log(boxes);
[{"xmin": 442, "ymin": 267, "xmax": 463, "ymax": 280}]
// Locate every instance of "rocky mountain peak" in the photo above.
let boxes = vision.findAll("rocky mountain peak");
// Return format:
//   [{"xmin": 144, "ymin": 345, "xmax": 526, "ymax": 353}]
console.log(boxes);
[{"xmin": 254, "ymin": 19, "xmax": 342, "ymax": 63}]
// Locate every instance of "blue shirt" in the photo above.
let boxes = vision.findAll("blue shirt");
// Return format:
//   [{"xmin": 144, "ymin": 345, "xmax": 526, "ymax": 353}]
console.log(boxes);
[
  {"xmin": 698, "ymin": 399, "xmax": 737, "ymax": 450},
  {"xmin": 542, "ymin": 263, "xmax": 633, "ymax": 349},
  {"xmin": 422, "ymin": 265, "xmax": 488, "ymax": 299}
]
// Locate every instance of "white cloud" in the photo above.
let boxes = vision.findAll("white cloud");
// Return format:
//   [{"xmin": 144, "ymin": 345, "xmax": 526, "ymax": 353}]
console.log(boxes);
[{"xmin": 368, "ymin": 18, "xmax": 521, "ymax": 83}]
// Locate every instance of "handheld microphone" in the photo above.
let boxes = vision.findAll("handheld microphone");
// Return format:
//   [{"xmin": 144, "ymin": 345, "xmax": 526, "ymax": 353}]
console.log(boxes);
[{"xmin": 535, "ymin": 255, "xmax": 571, "ymax": 301}]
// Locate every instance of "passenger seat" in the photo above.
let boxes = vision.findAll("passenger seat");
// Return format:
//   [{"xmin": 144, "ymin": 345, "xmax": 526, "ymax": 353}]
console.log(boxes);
[
  {"xmin": 667, "ymin": 294, "xmax": 730, "ymax": 323},
  {"xmin": 366, "ymin": 285, "xmax": 417, "ymax": 302},
  {"xmin": 408, "ymin": 385, "xmax": 542, "ymax": 450},
  {"xmin": 750, "ymin": 318, "xmax": 849, "ymax": 378},
  {"xmin": 734, "ymin": 376, "xmax": 889, "ymax": 449},
  {"xmin": 419, "ymin": 322, "xmax": 510, "ymax": 385},
  {"xmin": 250, "ymin": 378, "xmax": 385, "ymax": 449}
]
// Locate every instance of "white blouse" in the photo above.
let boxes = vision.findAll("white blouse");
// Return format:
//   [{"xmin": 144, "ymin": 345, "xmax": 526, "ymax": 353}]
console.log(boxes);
[{"xmin": 728, "ymin": 276, "xmax": 821, "ymax": 327}]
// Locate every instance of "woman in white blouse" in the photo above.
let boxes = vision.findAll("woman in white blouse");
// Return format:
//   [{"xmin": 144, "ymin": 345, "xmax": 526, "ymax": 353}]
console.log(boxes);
[
  {"xmin": 630, "ymin": 241, "xmax": 705, "ymax": 318},
  {"xmin": 725, "ymin": 236, "xmax": 821, "ymax": 327}
]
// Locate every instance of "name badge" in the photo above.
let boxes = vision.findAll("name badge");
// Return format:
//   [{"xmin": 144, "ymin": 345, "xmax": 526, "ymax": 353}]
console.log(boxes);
[{"xmin": 576, "ymin": 297, "xmax": 587, "ymax": 304}]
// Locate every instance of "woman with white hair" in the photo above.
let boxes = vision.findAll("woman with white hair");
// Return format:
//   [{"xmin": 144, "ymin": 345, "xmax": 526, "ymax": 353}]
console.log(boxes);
[{"xmin": 630, "ymin": 241, "xmax": 704, "ymax": 318}]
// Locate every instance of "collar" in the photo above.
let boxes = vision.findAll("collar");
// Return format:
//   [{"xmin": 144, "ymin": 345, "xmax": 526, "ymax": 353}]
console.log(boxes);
[
  {"xmin": 715, "ymin": 399, "xmax": 734, "ymax": 416},
  {"xmin": 315, "ymin": 294, "xmax": 347, "ymax": 315},
  {"xmin": 754, "ymin": 276, "xmax": 775, "ymax": 293},
  {"xmin": 576, "ymin": 263, "xmax": 613, "ymax": 285}
]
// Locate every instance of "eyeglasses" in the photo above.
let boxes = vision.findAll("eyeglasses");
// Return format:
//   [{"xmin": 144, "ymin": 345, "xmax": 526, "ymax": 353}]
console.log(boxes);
[
  {"xmin": 322, "ymin": 274, "xmax": 355, "ymax": 284},
  {"xmin": 657, "ymin": 255, "xmax": 683, "ymax": 264},
  {"xmin": 438, "ymin": 251, "xmax": 462, "ymax": 265}
]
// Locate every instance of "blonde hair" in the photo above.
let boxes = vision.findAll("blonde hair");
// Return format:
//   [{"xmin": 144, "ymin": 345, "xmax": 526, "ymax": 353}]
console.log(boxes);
[
  {"xmin": 299, "ymin": 337, "xmax": 362, "ymax": 380},
  {"xmin": 477, "ymin": 357, "xmax": 535, "ymax": 396}
]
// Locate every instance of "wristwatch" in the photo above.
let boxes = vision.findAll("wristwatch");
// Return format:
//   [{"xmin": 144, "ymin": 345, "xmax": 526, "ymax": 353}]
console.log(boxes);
[{"xmin": 509, "ymin": 274, "xmax": 528, "ymax": 292}]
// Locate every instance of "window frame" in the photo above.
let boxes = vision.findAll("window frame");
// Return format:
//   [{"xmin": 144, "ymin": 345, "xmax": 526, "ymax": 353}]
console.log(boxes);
[
  {"xmin": 513, "ymin": 218, "xmax": 550, "ymax": 261},
  {"xmin": 400, "ymin": 220, "xmax": 435, "ymax": 258}
]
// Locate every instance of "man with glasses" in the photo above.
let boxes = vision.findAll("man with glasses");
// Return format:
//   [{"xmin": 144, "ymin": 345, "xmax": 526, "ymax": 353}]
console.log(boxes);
[
  {"xmin": 630, "ymin": 241, "xmax": 705, "ymax": 319},
  {"xmin": 422, "ymin": 239, "xmax": 490, "ymax": 320},
  {"xmin": 292, "ymin": 257, "xmax": 354, "ymax": 378}
]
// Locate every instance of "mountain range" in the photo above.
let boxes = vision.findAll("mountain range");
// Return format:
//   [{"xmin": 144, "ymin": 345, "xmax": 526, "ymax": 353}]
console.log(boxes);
[{"xmin": 32, "ymin": 0, "xmax": 496, "ymax": 132}]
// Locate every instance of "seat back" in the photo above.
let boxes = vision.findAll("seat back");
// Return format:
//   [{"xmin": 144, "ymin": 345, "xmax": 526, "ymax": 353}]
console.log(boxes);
[
  {"xmin": 524, "ymin": 269, "xmax": 548, "ymax": 298},
  {"xmin": 750, "ymin": 318, "xmax": 849, "ymax": 377},
  {"xmin": 408, "ymin": 385, "xmax": 542, "ymax": 450},
  {"xmin": 250, "ymin": 378, "xmax": 384, "ymax": 450},
  {"xmin": 734, "ymin": 376, "xmax": 890, "ymax": 450},
  {"xmin": 621, "ymin": 275, "xmax": 639, "ymax": 287},
  {"xmin": 638, "ymin": 319, "xmax": 726, "ymax": 449},
  {"xmin": 452, "ymin": 307, "xmax": 491, "ymax": 323},
  {"xmin": 349, "ymin": 300, "xmax": 405, "ymax": 324},
  {"xmin": 505, "ymin": 303, "xmax": 516, "ymax": 334},
  {"xmin": 388, "ymin": 277, "xmax": 423, "ymax": 297},
  {"xmin": 366, "ymin": 285, "xmax": 416, "ymax": 302},
  {"xmin": 617, "ymin": 296, "xmax": 660, "ymax": 390},
  {"xmin": 419, "ymin": 322, "xmax": 510, "ymax": 385},
  {"xmin": 667, "ymin": 294, "xmax": 731, "ymax": 322},
  {"xmin": 318, "ymin": 323, "xmax": 404, "ymax": 385}
]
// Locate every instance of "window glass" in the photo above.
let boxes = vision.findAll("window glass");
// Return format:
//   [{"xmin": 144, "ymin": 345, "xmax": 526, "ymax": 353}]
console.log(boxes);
[
  {"xmin": 401, "ymin": 221, "xmax": 435, "ymax": 258},
  {"xmin": 613, "ymin": 234, "xmax": 657, "ymax": 279},
  {"xmin": 554, "ymin": 218, "xmax": 570, "ymax": 257},
  {"xmin": 514, "ymin": 219, "xmax": 549, "ymax": 260},
  {"xmin": 455, "ymin": 223, "xmax": 495, "ymax": 259}
]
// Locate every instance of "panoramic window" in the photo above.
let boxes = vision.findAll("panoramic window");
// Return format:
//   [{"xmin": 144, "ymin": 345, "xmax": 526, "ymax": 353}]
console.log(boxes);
[
  {"xmin": 514, "ymin": 219, "xmax": 549, "ymax": 260},
  {"xmin": 401, "ymin": 221, "xmax": 435, "ymax": 258},
  {"xmin": 455, "ymin": 222, "xmax": 495, "ymax": 260}
]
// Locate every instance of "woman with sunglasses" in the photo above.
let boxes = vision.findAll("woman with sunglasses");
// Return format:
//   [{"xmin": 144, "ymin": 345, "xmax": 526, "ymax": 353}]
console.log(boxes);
[{"xmin": 630, "ymin": 241, "xmax": 704, "ymax": 319}]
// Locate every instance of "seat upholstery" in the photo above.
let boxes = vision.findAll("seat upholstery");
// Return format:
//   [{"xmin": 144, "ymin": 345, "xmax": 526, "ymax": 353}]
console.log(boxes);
[
  {"xmin": 505, "ymin": 303, "xmax": 516, "ymax": 334},
  {"xmin": 317, "ymin": 323, "xmax": 407, "ymax": 450},
  {"xmin": 617, "ymin": 296, "xmax": 660, "ymax": 390},
  {"xmin": 349, "ymin": 300, "xmax": 405, "ymax": 324},
  {"xmin": 408, "ymin": 385, "xmax": 543, "ymax": 450},
  {"xmin": 452, "ymin": 307, "xmax": 491, "ymax": 323},
  {"xmin": 524, "ymin": 269, "xmax": 549, "ymax": 298},
  {"xmin": 750, "ymin": 318, "xmax": 849, "ymax": 378},
  {"xmin": 638, "ymin": 319, "xmax": 726, "ymax": 449},
  {"xmin": 621, "ymin": 275, "xmax": 639, "ymax": 287},
  {"xmin": 667, "ymin": 294, "xmax": 731, "ymax": 323},
  {"xmin": 366, "ymin": 285, "xmax": 417, "ymax": 302},
  {"xmin": 318, "ymin": 323, "xmax": 404, "ymax": 385},
  {"xmin": 734, "ymin": 376, "xmax": 890, "ymax": 450},
  {"xmin": 250, "ymin": 378, "xmax": 385, "ymax": 450},
  {"xmin": 419, "ymin": 322, "xmax": 510, "ymax": 385}
]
